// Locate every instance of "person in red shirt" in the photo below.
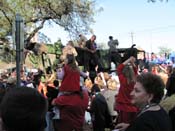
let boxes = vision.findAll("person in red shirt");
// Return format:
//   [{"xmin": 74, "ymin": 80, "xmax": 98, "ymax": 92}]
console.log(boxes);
[
  {"xmin": 52, "ymin": 54, "xmax": 89, "ymax": 131},
  {"xmin": 115, "ymin": 56, "xmax": 138, "ymax": 124}
]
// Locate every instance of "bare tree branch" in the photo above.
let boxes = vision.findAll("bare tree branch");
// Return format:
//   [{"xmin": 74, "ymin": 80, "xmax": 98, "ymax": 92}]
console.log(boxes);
[
  {"xmin": 26, "ymin": 20, "xmax": 45, "ymax": 43},
  {"xmin": 0, "ymin": 9, "xmax": 12, "ymax": 26}
]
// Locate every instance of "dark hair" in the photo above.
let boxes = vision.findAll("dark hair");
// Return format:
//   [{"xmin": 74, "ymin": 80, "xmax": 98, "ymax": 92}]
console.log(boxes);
[
  {"xmin": 0, "ymin": 86, "xmax": 6, "ymax": 104},
  {"xmin": 109, "ymin": 36, "xmax": 113, "ymax": 40},
  {"xmin": 91, "ymin": 84, "xmax": 100, "ymax": 96},
  {"xmin": 46, "ymin": 66, "xmax": 52, "ymax": 74},
  {"xmin": 166, "ymin": 65, "xmax": 173, "ymax": 75},
  {"xmin": 53, "ymin": 79, "xmax": 59, "ymax": 87},
  {"xmin": 0, "ymin": 87, "xmax": 47, "ymax": 131},
  {"xmin": 66, "ymin": 54, "xmax": 79, "ymax": 72},
  {"xmin": 136, "ymin": 73, "xmax": 164, "ymax": 104}
]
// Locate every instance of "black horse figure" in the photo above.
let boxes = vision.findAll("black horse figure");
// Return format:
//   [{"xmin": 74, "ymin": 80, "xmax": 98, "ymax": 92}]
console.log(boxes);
[
  {"xmin": 118, "ymin": 44, "xmax": 146, "ymax": 72},
  {"xmin": 75, "ymin": 44, "xmax": 146, "ymax": 73},
  {"xmin": 120, "ymin": 44, "xmax": 137, "ymax": 62}
]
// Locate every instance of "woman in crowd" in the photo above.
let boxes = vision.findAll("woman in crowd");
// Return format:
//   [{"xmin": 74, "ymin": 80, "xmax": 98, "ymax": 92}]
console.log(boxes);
[
  {"xmin": 116, "ymin": 73, "xmax": 172, "ymax": 131},
  {"xmin": 52, "ymin": 54, "xmax": 89, "ymax": 131},
  {"xmin": 88, "ymin": 84, "xmax": 112, "ymax": 131},
  {"xmin": 166, "ymin": 66, "xmax": 175, "ymax": 97},
  {"xmin": 115, "ymin": 56, "xmax": 138, "ymax": 124},
  {"xmin": 160, "ymin": 66, "xmax": 175, "ymax": 131}
]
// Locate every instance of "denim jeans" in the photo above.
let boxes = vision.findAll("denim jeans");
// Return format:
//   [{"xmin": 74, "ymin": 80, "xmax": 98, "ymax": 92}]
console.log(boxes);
[{"xmin": 45, "ymin": 111, "xmax": 54, "ymax": 131}]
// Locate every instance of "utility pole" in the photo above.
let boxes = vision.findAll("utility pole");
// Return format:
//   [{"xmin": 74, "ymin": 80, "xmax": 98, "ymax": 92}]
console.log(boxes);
[
  {"xmin": 150, "ymin": 32, "xmax": 153, "ymax": 53},
  {"xmin": 131, "ymin": 32, "xmax": 134, "ymax": 46},
  {"xmin": 15, "ymin": 14, "xmax": 24, "ymax": 87}
]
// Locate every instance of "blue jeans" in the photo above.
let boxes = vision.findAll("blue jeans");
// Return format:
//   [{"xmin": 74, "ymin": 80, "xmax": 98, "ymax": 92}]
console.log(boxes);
[{"xmin": 45, "ymin": 111, "xmax": 54, "ymax": 131}]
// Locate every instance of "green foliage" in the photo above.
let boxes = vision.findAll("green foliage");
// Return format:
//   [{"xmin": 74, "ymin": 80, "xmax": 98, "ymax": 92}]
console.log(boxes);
[
  {"xmin": 158, "ymin": 46, "xmax": 172, "ymax": 56},
  {"xmin": 0, "ymin": 44, "xmax": 15, "ymax": 63},
  {"xmin": 45, "ymin": 41, "xmax": 63, "ymax": 55},
  {"xmin": 54, "ymin": 39, "xmax": 63, "ymax": 59},
  {"xmin": 0, "ymin": 0, "xmax": 102, "ymax": 43},
  {"xmin": 46, "ymin": 44, "xmax": 55, "ymax": 54},
  {"xmin": 28, "ymin": 53, "xmax": 41, "ymax": 68}
]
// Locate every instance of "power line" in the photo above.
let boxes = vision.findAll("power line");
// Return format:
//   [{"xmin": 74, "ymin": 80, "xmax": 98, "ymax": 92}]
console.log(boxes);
[
  {"xmin": 132, "ymin": 25, "xmax": 175, "ymax": 33},
  {"xmin": 118, "ymin": 25, "xmax": 175, "ymax": 36}
]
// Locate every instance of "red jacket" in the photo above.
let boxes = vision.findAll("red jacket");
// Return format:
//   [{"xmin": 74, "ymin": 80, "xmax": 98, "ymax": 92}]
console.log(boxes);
[
  {"xmin": 115, "ymin": 64, "xmax": 138, "ymax": 112},
  {"xmin": 59, "ymin": 65, "xmax": 80, "ymax": 92},
  {"xmin": 54, "ymin": 90, "xmax": 89, "ymax": 131}
]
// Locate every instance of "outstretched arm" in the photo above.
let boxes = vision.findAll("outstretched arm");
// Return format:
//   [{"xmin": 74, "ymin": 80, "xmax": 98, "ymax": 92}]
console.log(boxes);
[{"xmin": 123, "ymin": 56, "xmax": 135, "ymax": 65}]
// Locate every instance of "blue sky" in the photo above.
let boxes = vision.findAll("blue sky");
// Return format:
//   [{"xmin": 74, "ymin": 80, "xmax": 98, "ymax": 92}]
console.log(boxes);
[{"xmin": 41, "ymin": 0, "xmax": 175, "ymax": 53}]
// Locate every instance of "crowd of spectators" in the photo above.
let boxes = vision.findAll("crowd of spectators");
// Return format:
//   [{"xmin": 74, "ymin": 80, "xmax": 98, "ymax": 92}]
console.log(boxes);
[{"xmin": 0, "ymin": 35, "xmax": 175, "ymax": 131}]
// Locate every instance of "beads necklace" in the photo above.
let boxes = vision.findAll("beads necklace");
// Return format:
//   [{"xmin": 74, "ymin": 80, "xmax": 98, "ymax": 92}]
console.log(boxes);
[{"xmin": 138, "ymin": 103, "xmax": 158, "ymax": 117}]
